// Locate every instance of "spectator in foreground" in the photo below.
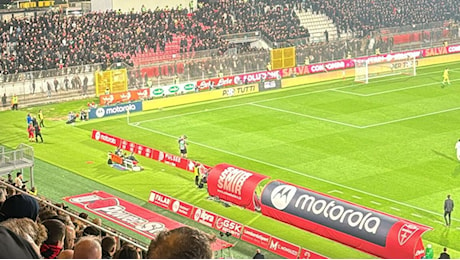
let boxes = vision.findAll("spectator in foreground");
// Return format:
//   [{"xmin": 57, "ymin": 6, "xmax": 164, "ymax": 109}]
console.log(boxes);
[
  {"xmin": 0, "ymin": 193, "xmax": 40, "ymax": 222},
  {"xmin": 40, "ymin": 219, "xmax": 66, "ymax": 259},
  {"xmin": 73, "ymin": 235, "xmax": 102, "ymax": 259},
  {"xmin": 101, "ymin": 236, "xmax": 117, "ymax": 259},
  {"xmin": 0, "ymin": 226, "xmax": 41, "ymax": 259},
  {"xmin": 0, "ymin": 217, "xmax": 47, "ymax": 255},
  {"xmin": 146, "ymin": 226, "xmax": 215, "ymax": 259},
  {"xmin": 113, "ymin": 243, "xmax": 141, "ymax": 259}
]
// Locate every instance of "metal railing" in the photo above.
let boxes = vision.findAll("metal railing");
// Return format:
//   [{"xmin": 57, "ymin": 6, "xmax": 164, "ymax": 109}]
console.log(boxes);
[{"xmin": 0, "ymin": 180, "xmax": 149, "ymax": 252}]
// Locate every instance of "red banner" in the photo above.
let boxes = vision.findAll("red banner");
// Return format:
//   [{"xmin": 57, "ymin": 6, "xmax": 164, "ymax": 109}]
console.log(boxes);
[
  {"xmin": 268, "ymin": 236, "xmax": 300, "ymax": 259},
  {"xmin": 91, "ymin": 129, "xmax": 208, "ymax": 173},
  {"xmin": 99, "ymin": 88, "xmax": 150, "ymax": 105},
  {"xmin": 148, "ymin": 190, "xmax": 326, "ymax": 259},
  {"xmin": 170, "ymin": 198, "xmax": 194, "ymax": 218},
  {"xmin": 65, "ymin": 191, "xmax": 232, "ymax": 251},
  {"xmin": 207, "ymin": 164, "xmax": 269, "ymax": 211},
  {"xmin": 196, "ymin": 70, "xmax": 281, "ymax": 90},
  {"xmin": 299, "ymin": 248, "xmax": 328, "ymax": 259},
  {"xmin": 240, "ymin": 226, "xmax": 271, "ymax": 249},
  {"xmin": 191, "ymin": 207, "xmax": 217, "ymax": 228},
  {"xmin": 260, "ymin": 181, "xmax": 431, "ymax": 259},
  {"xmin": 213, "ymin": 216, "xmax": 243, "ymax": 238},
  {"xmin": 148, "ymin": 190, "xmax": 171, "ymax": 209}
]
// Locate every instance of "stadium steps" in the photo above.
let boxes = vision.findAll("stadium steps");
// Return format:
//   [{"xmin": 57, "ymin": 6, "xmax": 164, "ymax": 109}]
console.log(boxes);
[{"xmin": 295, "ymin": 9, "xmax": 339, "ymax": 42}]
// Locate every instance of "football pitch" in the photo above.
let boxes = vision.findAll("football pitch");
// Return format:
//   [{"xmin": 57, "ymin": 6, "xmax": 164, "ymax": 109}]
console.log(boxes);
[{"xmin": 2, "ymin": 61, "xmax": 460, "ymax": 258}]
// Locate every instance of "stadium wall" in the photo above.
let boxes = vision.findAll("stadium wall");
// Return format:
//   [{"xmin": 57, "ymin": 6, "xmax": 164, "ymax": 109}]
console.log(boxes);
[
  {"xmin": 281, "ymin": 50, "xmax": 460, "ymax": 88},
  {"xmin": 142, "ymin": 84, "xmax": 258, "ymax": 110}
]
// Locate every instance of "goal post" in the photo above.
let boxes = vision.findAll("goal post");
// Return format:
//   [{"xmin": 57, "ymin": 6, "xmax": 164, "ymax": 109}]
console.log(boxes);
[{"xmin": 354, "ymin": 56, "xmax": 417, "ymax": 84}]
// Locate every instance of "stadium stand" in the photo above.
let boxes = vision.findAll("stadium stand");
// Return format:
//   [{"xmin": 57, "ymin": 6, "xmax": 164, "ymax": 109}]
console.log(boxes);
[
  {"xmin": 0, "ymin": 179, "xmax": 149, "ymax": 259},
  {"xmin": 1, "ymin": 0, "xmax": 460, "ymax": 256}
]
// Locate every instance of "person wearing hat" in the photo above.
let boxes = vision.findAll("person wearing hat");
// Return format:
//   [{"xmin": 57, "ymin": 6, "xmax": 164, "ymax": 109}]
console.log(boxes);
[{"xmin": 0, "ymin": 193, "xmax": 40, "ymax": 222}]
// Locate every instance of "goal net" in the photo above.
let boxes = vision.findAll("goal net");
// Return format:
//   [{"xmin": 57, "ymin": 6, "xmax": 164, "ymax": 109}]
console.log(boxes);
[{"xmin": 354, "ymin": 56, "xmax": 416, "ymax": 84}]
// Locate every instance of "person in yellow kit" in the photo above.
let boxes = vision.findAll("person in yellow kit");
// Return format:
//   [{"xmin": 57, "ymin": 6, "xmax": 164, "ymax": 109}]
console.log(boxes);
[
  {"xmin": 38, "ymin": 109, "xmax": 45, "ymax": 127},
  {"xmin": 442, "ymin": 67, "xmax": 451, "ymax": 87},
  {"xmin": 11, "ymin": 94, "xmax": 18, "ymax": 110}
]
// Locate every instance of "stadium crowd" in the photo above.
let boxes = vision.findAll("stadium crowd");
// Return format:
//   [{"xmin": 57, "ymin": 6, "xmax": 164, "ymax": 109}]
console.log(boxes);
[
  {"xmin": 0, "ymin": 0, "xmax": 457, "ymax": 81},
  {"xmin": 0, "ymin": 178, "xmax": 217, "ymax": 259}
]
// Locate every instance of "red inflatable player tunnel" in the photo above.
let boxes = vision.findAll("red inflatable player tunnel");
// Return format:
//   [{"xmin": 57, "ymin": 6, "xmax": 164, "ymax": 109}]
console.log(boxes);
[{"xmin": 207, "ymin": 164, "xmax": 269, "ymax": 211}]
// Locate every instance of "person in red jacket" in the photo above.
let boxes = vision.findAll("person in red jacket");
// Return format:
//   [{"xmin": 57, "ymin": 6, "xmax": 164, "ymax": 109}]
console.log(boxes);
[{"xmin": 27, "ymin": 123, "xmax": 35, "ymax": 142}]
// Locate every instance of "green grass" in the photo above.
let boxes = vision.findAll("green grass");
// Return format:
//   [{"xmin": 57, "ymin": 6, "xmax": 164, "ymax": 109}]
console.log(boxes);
[{"xmin": 2, "ymin": 61, "xmax": 460, "ymax": 258}]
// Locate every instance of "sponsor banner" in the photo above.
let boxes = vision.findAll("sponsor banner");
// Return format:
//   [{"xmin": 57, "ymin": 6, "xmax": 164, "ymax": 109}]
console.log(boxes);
[
  {"xmin": 92, "ymin": 130, "xmax": 121, "ymax": 147},
  {"xmin": 207, "ymin": 164, "xmax": 269, "ymax": 211},
  {"xmin": 191, "ymin": 207, "xmax": 217, "ymax": 228},
  {"xmin": 299, "ymin": 248, "xmax": 328, "ymax": 259},
  {"xmin": 147, "ymin": 189, "xmax": 325, "ymax": 259},
  {"xmin": 149, "ymin": 82, "xmax": 196, "ymax": 97},
  {"xmin": 99, "ymin": 88, "xmax": 150, "ymax": 105},
  {"xmin": 148, "ymin": 190, "xmax": 194, "ymax": 218},
  {"xmin": 65, "ymin": 191, "xmax": 181, "ymax": 238},
  {"xmin": 157, "ymin": 150, "xmax": 196, "ymax": 172},
  {"xmin": 260, "ymin": 180, "xmax": 431, "ymax": 259},
  {"xmin": 89, "ymin": 101, "xmax": 142, "ymax": 119},
  {"xmin": 221, "ymin": 85, "xmax": 259, "ymax": 97},
  {"xmin": 66, "ymin": 191, "xmax": 233, "ymax": 251},
  {"xmin": 148, "ymin": 190, "xmax": 171, "ymax": 209},
  {"xmin": 258, "ymin": 79, "xmax": 282, "ymax": 92},
  {"xmin": 169, "ymin": 198, "xmax": 194, "ymax": 218},
  {"xmin": 281, "ymin": 50, "xmax": 423, "ymax": 77},
  {"xmin": 240, "ymin": 226, "xmax": 271, "ymax": 249},
  {"xmin": 196, "ymin": 70, "xmax": 281, "ymax": 89},
  {"xmin": 91, "ymin": 130, "xmax": 209, "ymax": 173},
  {"xmin": 261, "ymin": 180, "xmax": 397, "ymax": 246},
  {"xmin": 213, "ymin": 216, "xmax": 243, "ymax": 238},
  {"xmin": 268, "ymin": 236, "xmax": 300, "ymax": 259},
  {"xmin": 447, "ymin": 44, "xmax": 460, "ymax": 54}
]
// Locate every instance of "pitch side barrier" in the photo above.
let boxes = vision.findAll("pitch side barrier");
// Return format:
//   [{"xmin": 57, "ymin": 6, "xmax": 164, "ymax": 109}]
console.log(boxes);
[
  {"xmin": 91, "ymin": 129, "xmax": 212, "ymax": 172},
  {"xmin": 280, "ymin": 44, "xmax": 460, "ymax": 88},
  {"xmin": 207, "ymin": 165, "xmax": 432, "ymax": 259},
  {"xmin": 148, "ymin": 189, "xmax": 327, "ymax": 259},
  {"xmin": 92, "ymin": 44, "xmax": 460, "ymax": 111}
]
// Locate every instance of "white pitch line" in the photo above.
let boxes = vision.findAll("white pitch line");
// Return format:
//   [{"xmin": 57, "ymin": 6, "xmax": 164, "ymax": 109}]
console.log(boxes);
[
  {"xmin": 411, "ymin": 213, "xmax": 423, "ymax": 218},
  {"xmin": 331, "ymin": 89, "xmax": 368, "ymax": 96},
  {"xmin": 128, "ymin": 123, "xmax": 460, "ymax": 222},
  {"xmin": 370, "ymin": 201, "xmax": 381, "ymax": 205},
  {"xmin": 362, "ymin": 106, "xmax": 460, "ymax": 128},
  {"xmin": 333, "ymin": 78, "xmax": 460, "ymax": 97},
  {"xmin": 250, "ymin": 103, "xmax": 362, "ymax": 129},
  {"xmin": 390, "ymin": 207, "xmax": 401, "ymax": 211},
  {"xmin": 352, "ymin": 195, "xmax": 362, "ymax": 200},
  {"xmin": 433, "ymin": 220, "xmax": 445, "ymax": 225},
  {"xmin": 329, "ymin": 190, "xmax": 343, "ymax": 194}
]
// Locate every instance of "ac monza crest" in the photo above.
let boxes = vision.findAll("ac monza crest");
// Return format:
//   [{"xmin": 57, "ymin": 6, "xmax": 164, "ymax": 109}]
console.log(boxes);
[{"xmin": 398, "ymin": 223, "xmax": 418, "ymax": 245}]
